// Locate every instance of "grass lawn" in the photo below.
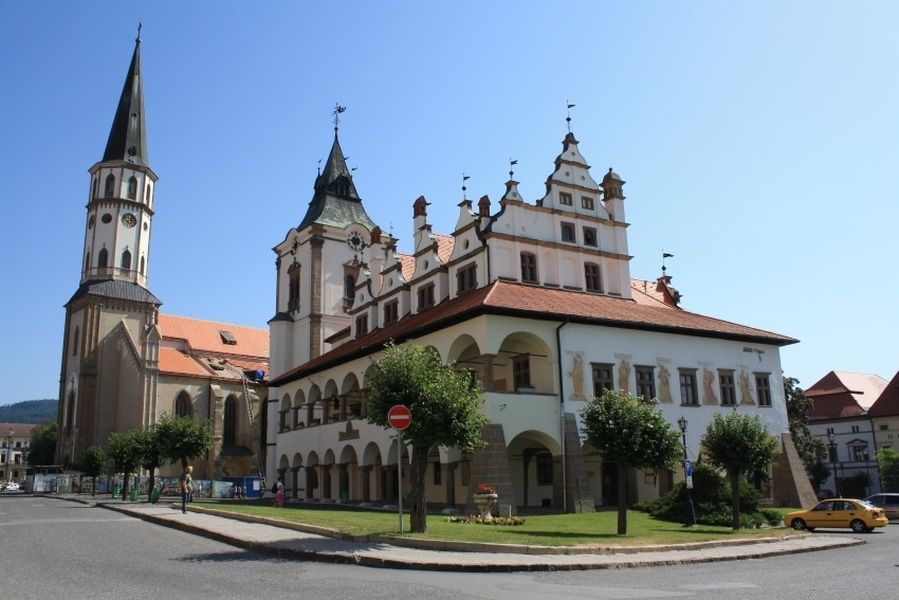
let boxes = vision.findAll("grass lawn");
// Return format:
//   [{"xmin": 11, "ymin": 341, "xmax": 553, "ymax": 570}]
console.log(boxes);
[{"xmin": 196, "ymin": 502, "xmax": 799, "ymax": 547}]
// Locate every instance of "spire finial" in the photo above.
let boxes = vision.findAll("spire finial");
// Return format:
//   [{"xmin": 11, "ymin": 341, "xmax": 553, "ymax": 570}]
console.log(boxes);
[
  {"xmin": 662, "ymin": 252, "xmax": 674, "ymax": 274},
  {"xmin": 333, "ymin": 103, "xmax": 347, "ymax": 134},
  {"xmin": 509, "ymin": 159, "xmax": 517, "ymax": 180},
  {"xmin": 462, "ymin": 173, "xmax": 470, "ymax": 201},
  {"xmin": 566, "ymin": 100, "xmax": 576, "ymax": 132},
  {"xmin": 317, "ymin": 158, "xmax": 322, "ymax": 176},
  {"xmin": 136, "ymin": 22, "xmax": 142, "ymax": 44}
]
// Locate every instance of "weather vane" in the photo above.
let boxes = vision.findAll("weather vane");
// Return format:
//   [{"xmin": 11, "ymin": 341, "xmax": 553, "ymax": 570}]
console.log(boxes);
[
  {"xmin": 662, "ymin": 252, "xmax": 674, "ymax": 274},
  {"xmin": 136, "ymin": 22, "xmax": 142, "ymax": 43},
  {"xmin": 462, "ymin": 173, "xmax": 470, "ymax": 200},
  {"xmin": 509, "ymin": 159, "xmax": 517, "ymax": 180},
  {"xmin": 566, "ymin": 100, "xmax": 576, "ymax": 132},
  {"xmin": 333, "ymin": 103, "xmax": 347, "ymax": 132}
]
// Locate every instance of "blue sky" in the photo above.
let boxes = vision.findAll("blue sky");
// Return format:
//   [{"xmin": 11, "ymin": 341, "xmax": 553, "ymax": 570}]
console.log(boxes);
[{"xmin": 2, "ymin": 1, "xmax": 897, "ymax": 405}]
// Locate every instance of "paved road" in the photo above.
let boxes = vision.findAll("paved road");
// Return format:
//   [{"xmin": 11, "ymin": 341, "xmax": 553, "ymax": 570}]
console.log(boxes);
[{"xmin": 1, "ymin": 495, "xmax": 896, "ymax": 600}]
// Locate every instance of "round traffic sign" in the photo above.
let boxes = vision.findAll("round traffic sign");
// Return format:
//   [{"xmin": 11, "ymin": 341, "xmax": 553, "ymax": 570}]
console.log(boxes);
[{"xmin": 387, "ymin": 404, "xmax": 412, "ymax": 431}]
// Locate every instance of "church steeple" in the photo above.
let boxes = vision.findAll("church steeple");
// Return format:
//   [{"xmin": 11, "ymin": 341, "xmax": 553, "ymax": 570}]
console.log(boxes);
[
  {"xmin": 315, "ymin": 132, "xmax": 359, "ymax": 200},
  {"xmin": 102, "ymin": 31, "xmax": 149, "ymax": 167}
]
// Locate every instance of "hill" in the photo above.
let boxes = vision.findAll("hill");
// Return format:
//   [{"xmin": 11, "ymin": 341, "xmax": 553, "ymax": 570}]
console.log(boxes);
[{"xmin": 0, "ymin": 399, "xmax": 57, "ymax": 424}]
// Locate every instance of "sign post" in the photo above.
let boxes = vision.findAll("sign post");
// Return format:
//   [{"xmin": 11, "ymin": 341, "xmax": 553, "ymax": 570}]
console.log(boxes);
[{"xmin": 387, "ymin": 405, "xmax": 412, "ymax": 533}]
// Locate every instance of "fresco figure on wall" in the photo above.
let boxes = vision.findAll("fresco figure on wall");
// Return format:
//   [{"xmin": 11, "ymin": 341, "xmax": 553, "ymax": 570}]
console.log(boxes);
[
  {"xmin": 618, "ymin": 359, "xmax": 631, "ymax": 393},
  {"xmin": 657, "ymin": 364, "xmax": 671, "ymax": 403},
  {"xmin": 703, "ymin": 368, "xmax": 718, "ymax": 405},
  {"xmin": 568, "ymin": 352, "xmax": 586, "ymax": 400},
  {"xmin": 739, "ymin": 370, "xmax": 755, "ymax": 405}
]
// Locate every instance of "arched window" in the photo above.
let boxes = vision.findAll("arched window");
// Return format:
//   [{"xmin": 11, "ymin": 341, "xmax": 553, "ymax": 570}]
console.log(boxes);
[
  {"xmin": 121, "ymin": 249, "xmax": 132, "ymax": 270},
  {"xmin": 97, "ymin": 248, "xmax": 108, "ymax": 268},
  {"xmin": 223, "ymin": 395, "xmax": 238, "ymax": 446},
  {"xmin": 174, "ymin": 391, "xmax": 191, "ymax": 418},
  {"xmin": 139, "ymin": 256, "xmax": 145, "ymax": 275},
  {"xmin": 127, "ymin": 176, "xmax": 137, "ymax": 199},
  {"xmin": 104, "ymin": 174, "xmax": 116, "ymax": 197},
  {"xmin": 344, "ymin": 274, "xmax": 355, "ymax": 299},
  {"xmin": 145, "ymin": 184, "xmax": 151, "ymax": 205},
  {"xmin": 84, "ymin": 252, "xmax": 91, "ymax": 272},
  {"xmin": 72, "ymin": 327, "xmax": 80, "ymax": 357}
]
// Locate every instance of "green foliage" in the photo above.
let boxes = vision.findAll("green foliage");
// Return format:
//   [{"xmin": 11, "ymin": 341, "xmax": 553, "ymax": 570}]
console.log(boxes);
[
  {"xmin": 27, "ymin": 420, "xmax": 57, "ymax": 465},
  {"xmin": 365, "ymin": 342, "xmax": 488, "ymax": 452},
  {"xmin": 703, "ymin": 411, "xmax": 778, "ymax": 529},
  {"xmin": 580, "ymin": 389, "xmax": 681, "ymax": 470},
  {"xmin": 105, "ymin": 429, "xmax": 146, "ymax": 500},
  {"xmin": 0, "ymin": 399, "xmax": 57, "ymax": 424},
  {"xmin": 365, "ymin": 341, "xmax": 488, "ymax": 533},
  {"xmin": 81, "ymin": 446, "xmax": 106, "ymax": 496},
  {"xmin": 784, "ymin": 376, "xmax": 828, "ymax": 478},
  {"xmin": 634, "ymin": 463, "xmax": 782, "ymax": 527},
  {"xmin": 877, "ymin": 447, "xmax": 899, "ymax": 492},
  {"xmin": 581, "ymin": 389, "xmax": 681, "ymax": 535},
  {"xmin": 154, "ymin": 414, "xmax": 213, "ymax": 470}
]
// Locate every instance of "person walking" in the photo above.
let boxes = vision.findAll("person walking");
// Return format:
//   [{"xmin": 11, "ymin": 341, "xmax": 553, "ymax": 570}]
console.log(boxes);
[
  {"xmin": 275, "ymin": 477, "xmax": 285, "ymax": 508},
  {"xmin": 180, "ymin": 466, "xmax": 193, "ymax": 514}
]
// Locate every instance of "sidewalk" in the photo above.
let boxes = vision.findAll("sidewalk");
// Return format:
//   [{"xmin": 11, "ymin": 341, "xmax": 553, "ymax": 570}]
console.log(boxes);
[{"xmin": 60, "ymin": 495, "xmax": 863, "ymax": 572}]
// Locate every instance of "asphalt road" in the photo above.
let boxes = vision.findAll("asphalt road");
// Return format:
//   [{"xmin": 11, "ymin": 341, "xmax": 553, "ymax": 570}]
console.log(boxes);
[{"xmin": 1, "ymin": 494, "xmax": 895, "ymax": 600}]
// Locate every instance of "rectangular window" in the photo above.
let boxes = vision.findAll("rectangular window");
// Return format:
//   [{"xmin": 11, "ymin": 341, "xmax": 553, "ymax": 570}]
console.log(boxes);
[
  {"xmin": 559, "ymin": 191, "xmax": 573, "ymax": 206},
  {"xmin": 881, "ymin": 424, "xmax": 889, "ymax": 431},
  {"xmin": 851, "ymin": 425, "xmax": 860, "ymax": 433},
  {"xmin": 635, "ymin": 366, "xmax": 655, "ymax": 400},
  {"xmin": 433, "ymin": 461, "xmax": 442, "ymax": 486},
  {"xmin": 561, "ymin": 222, "xmax": 576, "ymax": 242},
  {"xmin": 520, "ymin": 252, "xmax": 538, "ymax": 283},
  {"xmin": 826, "ymin": 427, "xmax": 834, "ymax": 435},
  {"xmin": 417, "ymin": 283, "xmax": 435, "ymax": 310},
  {"xmin": 679, "ymin": 369, "xmax": 698, "ymax": 405},
  {"xmin": 851, "ymin": 446, "xmax": 868, "ymax": 462},
  {"xmin": 584, "ymin": 263, "xmax": 602, "ymax": 292},
  {"xmin": 719, "ymin": 370, "xmax": 736, "ymax": 406},
  {"xmin": 512, "ymin": 355, "xmax": 531, "ymax": 389},
  {"xmin": 457, "ymin": 263, "xmax": 478, "ymax": 294},
  {"xmin": 536, "ymin": 453, "xmax": 553, "ymax": 486},
  {"xmin": 287, "ymin": 266, "xmax": 301, "ymax": 313},
  {"xmin": 581, "ymin": 196, "xmax": 594, "ymax": 210},
  {"xmin": 383, "ymin": 300, "xmax": 399, "ymax": 325},
  {"xmin": 355, "ymin": 314, "xmax": 368, "ymax": 336},
  {"xmin": 755, "ymin": 373, "xmax": 772, "ymax": 406},
  {"xmin": 591, "ymin": 363, "xmax": 614, "ymax": 396},
  {"xmin": 583, "ymin": 227, "xmax": 597, "ymax": 247}
]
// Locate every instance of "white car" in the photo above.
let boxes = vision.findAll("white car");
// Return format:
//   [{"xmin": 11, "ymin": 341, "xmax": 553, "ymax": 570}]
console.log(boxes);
[{"xmin": 2, "ymin": 482, "xmax": 20, "ymax": 492}]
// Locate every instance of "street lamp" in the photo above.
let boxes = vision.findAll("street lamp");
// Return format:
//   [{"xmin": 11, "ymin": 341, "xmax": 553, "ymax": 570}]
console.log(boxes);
[
  {"xmin": 5, "ymin": 429, "xmax": 13, "ymax": 484},
  {"xmin": 827, "ymin": 432, "xmax": 840, "ymax": 498},
  {"xmin": 677, "ymin": 416, "xmax": 696, "ymax": 527},
  {"xmin": 862, "ymin": 447, "xmax": 871, "ymax": 496}
]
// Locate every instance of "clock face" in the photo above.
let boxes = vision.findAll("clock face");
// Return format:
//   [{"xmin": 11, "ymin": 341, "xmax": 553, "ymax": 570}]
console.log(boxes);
[
  {"xmin": 122, "ymin": 213, "xmax": 137, "ymax": 228},
  {"xmin": 346, "ymin": 229, "xmax": 366, "ymax": 251}
]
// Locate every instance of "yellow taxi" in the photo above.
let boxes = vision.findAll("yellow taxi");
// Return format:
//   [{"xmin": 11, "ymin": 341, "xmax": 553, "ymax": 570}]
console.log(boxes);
[{"xmin": 784, "ymin": 498, "xmax": 888, "ymax": 533}]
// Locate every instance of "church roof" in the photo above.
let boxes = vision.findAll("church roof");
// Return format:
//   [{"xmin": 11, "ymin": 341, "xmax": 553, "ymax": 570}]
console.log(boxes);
[
  {"xmin": 66, "ymin": 280, "xmax": 161, "ymax": 307},
  {"xmin": 102, "ymin": 35, "xmax": 149, "ymax": 167},
  {"xmin": 272, "ymin": 280, "xmax": 796, "ymax": 386},
  {"xmin": 158, "ymin": 314, "xmax": 269, "ymax": 359},
  {"xmin": 297, "ymin": 132, "xmax": 378, "ymax": 231}
]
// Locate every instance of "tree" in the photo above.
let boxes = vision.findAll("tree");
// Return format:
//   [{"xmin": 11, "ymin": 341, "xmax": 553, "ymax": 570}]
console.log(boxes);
[
  {"xmin": 581, "ymin": 389, "xmax": 681, "ymax": 535},
  {"xmin": 105, "ymin": 429, "xmax": 146, "ymax": 500},
  {"xmin": 703, "ymin": 411, "xmax": 778, "ymax": 530},
  {"xmin": 365, "ymin": 342, "xmax": 488, "ymax": 533},
  {"xmin": 154, "ymin": 414, "xmax": 213, "ymax": 471},
  {"xmin": 135, "ymin": 425, "xmax": 164, "ymax": 496},
  {"xmin": 82, "ymin": 446, "xmax": 106, "ymax": 497},
  {"xmin": 784, "ymin": 376, "xmax": 828, "ymax": 480},
  {"xmin": 27, "ymin": 420, "xmax": 57, "ymax": 466},
  {"xmin": 877, "ymin": 447, "xmax": 899, "ymax": 492}
]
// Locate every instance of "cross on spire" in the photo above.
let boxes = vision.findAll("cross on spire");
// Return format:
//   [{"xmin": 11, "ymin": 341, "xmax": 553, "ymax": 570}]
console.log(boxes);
[{"xmin": 136, "ymin": 22, "xmax": 142, "ymax": 44}]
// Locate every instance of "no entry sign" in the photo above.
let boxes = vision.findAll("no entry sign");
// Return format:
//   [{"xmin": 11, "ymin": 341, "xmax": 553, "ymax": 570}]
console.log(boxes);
[{"xmin": 387, "ymin": 404, "xmax": 412, "ymax": 431}]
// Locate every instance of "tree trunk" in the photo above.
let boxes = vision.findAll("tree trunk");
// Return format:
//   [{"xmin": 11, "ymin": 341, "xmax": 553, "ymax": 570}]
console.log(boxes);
[
  {"xmin": 91, "ymin": 476, "xmax": 96, "ymax": 497},
  {"xmin": 122, "ymin": 472, "xmax": 130, "ymax": 501},
  {"xmin": 731, "ymin": 471, "xmax": 741, "ymax": 530},
  {"xmin": 181, "ymin": 456, "xmax": 188, "ymax": 471},
  {"xmin": 147, "ymin": 468, "xmax": 156, "ymax": 501},
  {"xmin": 617, "ymin": 463, "xmax": 628, "ymax": 535},
  {"xmin": 410, "ymin": 445, "xmax": 429, "ymax": 533}
]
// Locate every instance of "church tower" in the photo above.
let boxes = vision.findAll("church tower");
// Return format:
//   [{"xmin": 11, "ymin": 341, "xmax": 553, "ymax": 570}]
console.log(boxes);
[
  {"xmin": 56, "ymin": 32, "xmax": 162, "ymax": 466},
  {"xmin": 269, "ymin": 121, "xmax": 380, "ymax": 379}
]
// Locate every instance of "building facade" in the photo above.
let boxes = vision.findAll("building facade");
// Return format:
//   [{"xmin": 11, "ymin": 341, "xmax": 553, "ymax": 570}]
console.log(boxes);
[
  {"xmin": 0, "ymin": 423, "xmax": 34, "ymax": 482},
  {"xmin": 266, "ymin": 125, "xmax": 811, "ymax": 510},
  {"xmin": 55, "ymin": 36, "xmax": 268, "ymax": 479}
]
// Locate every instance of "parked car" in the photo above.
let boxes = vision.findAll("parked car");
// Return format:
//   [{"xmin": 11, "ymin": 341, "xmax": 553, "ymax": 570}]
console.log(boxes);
[
  {"xmin": 864, "ymin": 493, "xmax": 899, "ymax": 520},
  {"xmin": 1, "ymin": 481, "xmax": 20, "ymax": 492},
  {"xmin": 784, "ymin": 499, "xmax": 888, "ymax": 533}
]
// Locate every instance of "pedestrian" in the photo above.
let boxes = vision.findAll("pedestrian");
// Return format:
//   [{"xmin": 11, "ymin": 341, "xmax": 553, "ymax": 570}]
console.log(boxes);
[
  {"xmin": 180, "ymin": 465, "xmax": 193, "ymax": 514},
  {"xmin": 275, "ymin": 477, "xmax": 285, "ymax": 507}
]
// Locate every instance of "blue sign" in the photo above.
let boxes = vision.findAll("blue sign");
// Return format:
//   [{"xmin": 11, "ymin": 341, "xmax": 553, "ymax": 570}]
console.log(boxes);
[{"xmin": 684, "ymin": 459, "xmax": 692, "ymax": 477}]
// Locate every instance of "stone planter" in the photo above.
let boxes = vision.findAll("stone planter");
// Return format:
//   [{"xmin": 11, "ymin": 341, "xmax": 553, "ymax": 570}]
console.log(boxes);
[{"xmin": 473, "ymin": 493, "xmax": 498, "ymax": 520}]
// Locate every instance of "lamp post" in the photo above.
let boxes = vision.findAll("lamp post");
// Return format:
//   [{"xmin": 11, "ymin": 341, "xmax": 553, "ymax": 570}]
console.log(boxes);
[
  {"xmin": 4, "ymin": 429, "xmax": 12, "ymax": 484},
  {"xmin": 862, "ymin": 447, "xmax": 871, "ymax": 496},
  {"xmin": 677, "ymin": 416, "xmax": 696, "ymax": 527},
  {"xmin": 827, "ymin": 432, "xmax": 840, "ymax": 497}
]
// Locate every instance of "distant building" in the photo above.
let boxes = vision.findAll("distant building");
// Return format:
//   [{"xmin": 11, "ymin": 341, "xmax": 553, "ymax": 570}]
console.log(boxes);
[
  {"xmin": 54, "ymin": 35, "xmax": 268, "ymax": 479},
  {"xmin": 266, "ymin": 121, "xmax": 809, "ymax": 510},
  {"xmin": 868, "ymin": 372, "xmax": 899, "ymax": 488},
  {"xmin": 806, "ymin": 371, "xmax": 887, "ymax": 497},
  {"xmin": 1, "ymin": 423, "xmax": 34, "ymax": 481}
]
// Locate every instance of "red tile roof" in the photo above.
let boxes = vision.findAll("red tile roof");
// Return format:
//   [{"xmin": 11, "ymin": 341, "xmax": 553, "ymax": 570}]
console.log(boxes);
[
  {"xmin": 158, "ymin": 347, "xmax": 213, "ymax": 378},
  {"xmin": 158, "ymin": 314, "xmax": 269, "ymax": 359},
  {"xmin": 272, "ymin": 280, "xmax": 796, "ymax": 386},
  {"xmin": 630, "ymin": 279, "xmax": 673, "ymax": 307},
  {"xmin": 433, "ymin": 233, "xmax": 455, "ymax": 263},
  {"xmin": 806, "ymin": 371, "xmax": 888, "ymax": 420},
  {"xmin": 0, "ymin": 423, "xmax": 36, "ymax": 437},
  {"xmin": 868, "ymin": 371, "xmax": 899, "ymax": 417}
]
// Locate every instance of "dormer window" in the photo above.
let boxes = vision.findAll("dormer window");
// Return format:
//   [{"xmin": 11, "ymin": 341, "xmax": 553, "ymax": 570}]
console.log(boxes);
[
  {"xmin": 581, "ymin": 196, "xmax": 594, "ymax": 210},
  {"xmin": 559, "ymin": 191, "xmax": 573, "ymax": 206},
  {"xmin": 355, "ymin": 314, "xmax": 368, "ymax": 336},
  {"xmin": 383, "ymin": 300, "xmax": 399, "ymax": 325},
  {"xmin": 417, "ymin": 283, "xmax": 436, "ymax": 311},
  {"xmin": 219, "ymin": 330, "xmax": 237, "ymax": 345},
  {"xmin": 457, "ymin": 263, "xmax": 478, "ymax": 295}
]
